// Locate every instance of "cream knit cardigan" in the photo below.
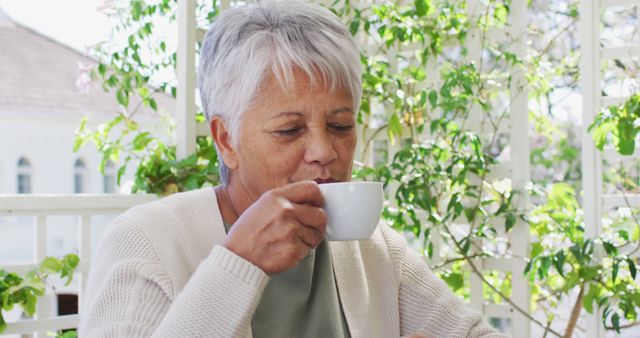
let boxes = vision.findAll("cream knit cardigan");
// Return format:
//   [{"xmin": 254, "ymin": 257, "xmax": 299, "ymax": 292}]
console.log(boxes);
[{"xmin": 79, "ymin": 188, "xmax": 507, "ymax": 338}]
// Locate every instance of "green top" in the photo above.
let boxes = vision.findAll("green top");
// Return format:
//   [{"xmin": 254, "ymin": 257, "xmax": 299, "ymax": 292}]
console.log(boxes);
[{"xmin": 224, "ymin": 223, "xmax": 350, "ymax": 337}]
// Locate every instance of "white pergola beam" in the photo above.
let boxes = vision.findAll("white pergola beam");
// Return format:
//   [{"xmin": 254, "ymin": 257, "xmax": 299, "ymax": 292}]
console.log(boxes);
[
  {"xmin": 176, "ymin": 0, "xmax": 197, "ymax": 159},
  {"xmin": 465, "ymin": 0, "xmax": 486, "ymax": 315},
  {"xmin": 508, "ymin": 1, "xmax": 531, "ymax": 337},
  {"xmin": 581, "ymin": 0, "xmax": 606, "ymax": 337},
  {"xmin": 601, "ymin": 45, "xmax": 640, "ymax": 59},
  {"xmin": 601, "ymin": 96, "xmax": 628, "ymax": 107},
  {"xmin": 601, "ymin": 0, "xmax": 640, "ymax": 7},
  {"xmin": 602, "ymin": 193, "xmax": 640, "ymax": 208}
]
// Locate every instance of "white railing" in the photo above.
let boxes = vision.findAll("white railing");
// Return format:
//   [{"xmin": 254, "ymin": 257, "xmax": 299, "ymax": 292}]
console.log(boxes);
[{"xmin": 0, "ymin": 194, "xmax": 157, "ymax": 336}]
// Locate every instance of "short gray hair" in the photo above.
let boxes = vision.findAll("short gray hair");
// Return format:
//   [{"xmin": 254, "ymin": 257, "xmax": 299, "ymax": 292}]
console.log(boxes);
[{"xmin": 198, "ymin": 0, "xmax": 362, "ymax": 184}]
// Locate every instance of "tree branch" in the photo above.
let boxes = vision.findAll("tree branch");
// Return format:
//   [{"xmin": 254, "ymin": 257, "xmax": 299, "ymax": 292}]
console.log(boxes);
[
  {"xmin": 441, "ymin": 224, "xmax": 565, "ymax": 338},
  {"xmin": 562, "ymin": 283, "xmax": 584, "ymax": 338}
]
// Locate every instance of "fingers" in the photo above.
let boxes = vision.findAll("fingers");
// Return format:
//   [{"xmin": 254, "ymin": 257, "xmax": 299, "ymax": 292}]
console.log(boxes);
[
  {"xmin": 288, "ymin": 203, "xmax": 326, "ymax": 248},
  {"xmin": 266, "ymin": 186, "xmax": 327, "ymax": 247},
  {"xmin": 297, "ymin": 232, "xmax": 314, "ymax": 248},
  {"xmin": 225, "ymin": 182, "xmax": 328, "ymax": 276},
  {"xmin": 275, "ymin": 180, "xmax": 325, "ymax": 207},
  {"xmin": 293, "ymin": 203, "xmax": 327, "ymax": 229},
  {"xmin": 296, "ymin": 220, "xmax": 324, "ymax": 248}
]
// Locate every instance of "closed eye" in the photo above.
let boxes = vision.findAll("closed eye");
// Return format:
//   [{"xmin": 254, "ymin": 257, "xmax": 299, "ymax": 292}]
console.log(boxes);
[
  {"xmin": 329, "ymin": 124, "xmax": 354, "ymax": 133},
  {"xmin": 274, "ymin": 127, "xmax": 304, "ymax": 137}
]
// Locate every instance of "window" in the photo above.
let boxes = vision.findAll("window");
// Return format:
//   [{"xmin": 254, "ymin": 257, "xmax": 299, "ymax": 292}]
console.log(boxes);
[
  {"xmin": 17, "ymin": 157, "xmax": 31, "ymax": 194},
  {"xmin": 103, "ymin": 160, "xmax": 117, "ymax": 193},
  {"xmin": 74, "ymin": 159, "xmax": 86, "ymax": 193}
]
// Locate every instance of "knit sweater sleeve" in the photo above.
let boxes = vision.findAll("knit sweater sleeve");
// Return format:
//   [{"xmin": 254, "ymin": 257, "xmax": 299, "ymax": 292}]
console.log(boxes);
[
  {"xmin": 380, "ymin": 224, "xmax": 508, "ymax": 338},
  {"xmin": 79, "ymin": 216, "xmax": 269, "ymax": 337}
]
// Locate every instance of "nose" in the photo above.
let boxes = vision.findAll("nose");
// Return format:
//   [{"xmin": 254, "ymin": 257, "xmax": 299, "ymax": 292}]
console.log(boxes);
[{"xmin": 304, "ymin": 128, "xmax": 338, "ymax": 166}]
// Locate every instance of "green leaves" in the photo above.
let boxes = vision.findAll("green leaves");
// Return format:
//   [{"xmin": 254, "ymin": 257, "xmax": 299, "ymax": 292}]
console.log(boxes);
[
  {"xmin": 57, "ymin": 331, "xmax": 78, "ymax": 338},
  {"xmin": 388, "ymin": 113, "xmax": 403, "ymax": 140},
  {"xmin": 348, "ymin": 10, "xmax": 360, "ymax": 36},
  {"xmin": 131, "ymin": 1, "xmax": 144, "ymax": 21},
  {"xmin": 116, "ymin": 88, "xmax": 129, "ymax": 108},
  {"xmin": 627, "ymin": 257, "xmax": 637, "ymax": 280},
  {"xmin": 428, "ymin": 89, "xmax": 438, "ymax": 108},
  {"xmin": 132, "ymin": 132, "xmax": 153, "ymax": 151},
  {"xmin": 505, "ymin": 213, "xmax": 516, "ymax": 231},
  {"xmin": 553, "ymin": 250, "xmax": 566, "ymax": 277},
  {"xmin": 583, "ymin": 284, "xmax": 600, "ymax": 313},
  {"xmin": 38, "ymin": 257, "xmax": 62, "ymax": 274},
  {"xmin": 616, "ymin": 117, "xmax": 637, "ymax": 155},
  {"xmin": 0, "ymin": 254, "xmax": 79, "ymax": 334},
  {"xmin": 73, "ymin": 117, "xmax": 88, "ymax": 152},
  {"xmin": 612, "ymin": 259, "xmax": 620, "ymax": 283},
  {"xmin": 131, "ymin": 136, "xmax": 220, "ymax": 195},
  {"xmin": 602, "ymin": 241, "xmax": 617, "ymax": 256},
  {"xmin": 442, "ymin": 272, "xmax": 464, "ymax": 291},
  {"xmin": 589, "ymin": 93, "xmax": 640, "ymax": 156},
  {"xmin": 526, "ymin": 180, "xmax": 640, "ymax": 332},
  {"xmin": 414, "ymin": 0, "xmax": 430, "ymax": 17},
  {"xmin": 60, "ymin": 255, "xmax": 80, "ymax": 286},
  {"xmin": 37, "ymin": 254, "xmax": 79, "ymax": 287},
  {"xmin": 611, "ymin": 312, "xmax": 620, "ymax": 333}
]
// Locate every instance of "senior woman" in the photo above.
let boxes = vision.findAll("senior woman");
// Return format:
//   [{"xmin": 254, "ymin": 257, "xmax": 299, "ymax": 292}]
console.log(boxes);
[{"xmin": 80, "ymin": 1, "xmax": 507, "ymax": 337}]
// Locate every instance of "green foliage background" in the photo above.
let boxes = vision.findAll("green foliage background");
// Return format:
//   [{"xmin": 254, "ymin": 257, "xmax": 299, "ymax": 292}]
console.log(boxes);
[{"xmin": 0, "ymin": 254, "xmax": 79, "ymax": 335}]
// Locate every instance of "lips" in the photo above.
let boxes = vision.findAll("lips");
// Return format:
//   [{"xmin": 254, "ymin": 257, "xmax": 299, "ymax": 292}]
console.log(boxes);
[{"xmin": 314, "ymin": 178, "xmax": 337, "ymax": 184}]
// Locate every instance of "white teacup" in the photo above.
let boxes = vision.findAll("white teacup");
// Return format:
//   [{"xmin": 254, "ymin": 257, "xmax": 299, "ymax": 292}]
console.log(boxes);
[{"xmin": 318, "ymin": 181, "xmax": 383, "ymax": 241}]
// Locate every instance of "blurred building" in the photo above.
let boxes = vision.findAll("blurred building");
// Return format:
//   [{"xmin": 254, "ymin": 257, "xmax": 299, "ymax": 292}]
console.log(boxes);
[{"xmin": 0, "ymin": 7, "xmax": 173, "ymax": 261}]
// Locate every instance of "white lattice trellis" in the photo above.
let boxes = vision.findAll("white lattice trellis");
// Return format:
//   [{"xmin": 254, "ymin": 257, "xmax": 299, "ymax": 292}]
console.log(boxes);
[{"xmin": 581, "ymin": 0, "xmax": 640, "ymax": 337}]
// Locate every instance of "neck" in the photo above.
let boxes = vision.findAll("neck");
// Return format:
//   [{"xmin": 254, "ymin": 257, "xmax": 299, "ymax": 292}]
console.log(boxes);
[
  {"xmin": 214, "ymin": 179, "xmax": 255, "ymax": 225},
  {"xmin": 214, "ymin": 185, "xmax": 238, "ymax": 225}
]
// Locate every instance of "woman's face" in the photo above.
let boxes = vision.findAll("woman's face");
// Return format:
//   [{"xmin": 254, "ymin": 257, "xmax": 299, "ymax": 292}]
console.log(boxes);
[{"xmin": 228, "ymin": 70, "xmax": 357, "ymax": 204}]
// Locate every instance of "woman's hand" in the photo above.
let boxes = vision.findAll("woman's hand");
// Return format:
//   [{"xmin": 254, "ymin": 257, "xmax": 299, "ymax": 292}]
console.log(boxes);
[{"xmin": 223, "ymin": 181, "xmax": 327, "ymax": 275}]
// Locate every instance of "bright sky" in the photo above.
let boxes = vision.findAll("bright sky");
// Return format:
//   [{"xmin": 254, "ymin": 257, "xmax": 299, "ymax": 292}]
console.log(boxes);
[
  {"xmin": 0, "ymin": 0, "xmax": 177, "ymax": 86},
  {"xmin": 0, "ymin": 0, "xmax": 112, "ymax": 53}
]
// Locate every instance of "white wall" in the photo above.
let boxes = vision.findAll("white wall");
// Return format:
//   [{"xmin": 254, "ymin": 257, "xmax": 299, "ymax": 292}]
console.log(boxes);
[
  {"xmin": 0, "ymin": 111, "xmax": 163, "ymax": 263},
  {"xmin": 0, "ymin": 114, "xmax": 129, "ymax": 195}
]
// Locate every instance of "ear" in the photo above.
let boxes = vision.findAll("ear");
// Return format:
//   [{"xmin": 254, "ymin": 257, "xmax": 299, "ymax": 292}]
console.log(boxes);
[{"xmin": 209, "ymin": 117, "xmax": 238, "ymax": 170}]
